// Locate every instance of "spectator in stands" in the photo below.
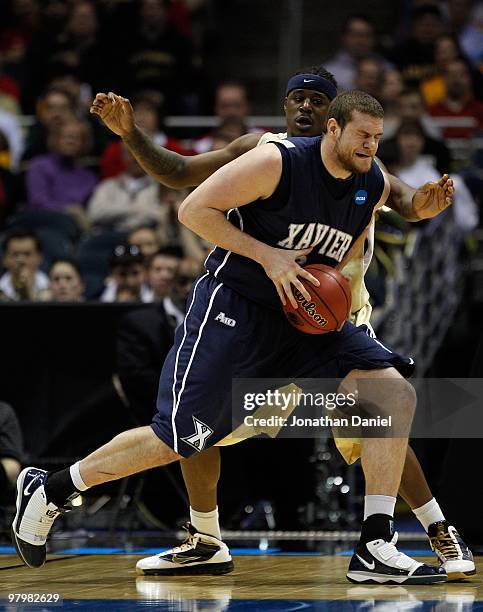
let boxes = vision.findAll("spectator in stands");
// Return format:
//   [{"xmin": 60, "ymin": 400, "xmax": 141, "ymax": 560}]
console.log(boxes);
[
  {"xmin": 0, "ymin": 402, "xmax": 24, "ymax": 517},
  {"xmin": 391, "ymin": 120, "xmax": 478, "ymax": 233},
  {"xmin": 0, "ymin": 229, "xmax": 49, "ymax": 301},
  {"xmin": 116, "ymin": 256, "xmax": 178, "ymax": 423},
  {"xmin": 100, "ymin": 244, "xmax": 151, "ymax": 303},
  {"xmin": 22, "ymin": 87, "xmax": 76, "ymax": 161},
  {"xmin": 193, "ymin": 81, "xmax": 257, "ymax": 153},
  {"xmin": 38, "ymin": 0, "xmax": 70, "ymax": 39},
  {"xmin": 121, "ymin": 0, "xmax": 196, "ymax": 112},
  {"xmin": 48, "ymin": 258, "xmax": 85, "ymax": 302},
  {"xmin": 99, "ymin": 92, "xmax": 187, "ymax": 180},
  {"xmin": 379, "ymin": 89, "xmax": 451, "ymax": 174},
  {"xmin": 26, "ymin": 118, "xmax": 97, "ymax": 218},
  {"xmin": 146, "ymin": 246, "xmax": 185, "ymax": 326},
  {"xmin": 0, "ymin": 0, "xmax": 40, "ymax": 88},
  {"xmin": 325, "ymin": 14, "xmax": 391, "ymax": 91},
  {"xmin": 395, "ymin": 89, "xmax": 442, "ymax": 139},
  {"xmin": 391, "ymin": 121, "xmax": 441, "ymax": 185},
  {"xmin": 208, "ymin": 119, "xmax": 248, "ymax": 151},
  {"xmin": 447, "ymin": 0, "xmax": 483, "ymax": 68},
  {"xmin": 172, "ymin": 256, "xmax": 201, "ymax": 311},
  {"xmin": 429, "ymin": 58, "xmax": 483, "ymax": 140},
  {"xmin": 115, "ymin": 300, "xmax": 175, "ymax": 423},
  {"xmin": 392, "ymin": 4, "xmax": 446, "ymax": 86},
  {"xmin": 0, "ymin": 106, "xmax": 23, "ymax": 170},
  {"xmin": 0, "ymin": 56, "xmax": 20, "ymax": 116},
  {"xmin": 115, "ymin": 231, "xmax": 196, "ymax": 426},
  {"xmin": 47, "ymin": 1, "xmax": 107, "ymax": 96},
  {"xmin": 421, "ymin": 34, "xmax": 483, "ymax": 107},
  {"xmin": 20, "ymin": 0, "xmax": 87, "ymax": 113},
  {"xmin": 380, "ymin": 68, "xmax": 405, "ymax": 134},
  {"xmin": 88, "ymin": 144, "xmax": 159, "ymax": 231},
  {"xmin": 49, "ymin": 73, "xmax": 90, "ymax": 116},
  {"xmin": 354, "ymin": 57, "xmax": 384, "ymax": 99},
  {"xmin": 214, "ymin": 80, "xmax": 249, "ymax": 122},
  {"xmin": 0, "ymin": 130, "xmax": 23, "ymax": 225},
  {"xmin": 128, "ymin": 226, "xmax": 160, "ymax": 258},
  {"xmin": 144, "ymin": 183, "xmax": 209, "ymax": 265}
]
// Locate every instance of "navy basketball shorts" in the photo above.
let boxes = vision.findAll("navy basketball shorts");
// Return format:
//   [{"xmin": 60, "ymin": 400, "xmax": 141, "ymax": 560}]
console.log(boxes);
[{"xmin": 151, "ymin": 273, "xmax": 414, "ymax": 457}]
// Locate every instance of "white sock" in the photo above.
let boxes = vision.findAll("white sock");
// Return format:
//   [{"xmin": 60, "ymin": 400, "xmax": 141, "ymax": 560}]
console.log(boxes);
[
  {"xmin": 190, "ymin": 506, "xmax": 221, "ymax": 540},
  {"xmin": 70, "ymin": 462, "xmax": 89, "ymax": 492},
  {"xmin": 413, "ymin": 498, "xmax": 445, "ymax": 531},
  {"xmin": 364, "ymin": 495, "xmax": 396, "ymax": 520}
]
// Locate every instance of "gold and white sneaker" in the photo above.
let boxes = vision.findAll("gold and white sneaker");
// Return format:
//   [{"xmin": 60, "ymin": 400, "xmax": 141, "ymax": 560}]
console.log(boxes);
[
  {"xmin": 428, "ymin": 520, "xmax": 476, "ymax": 581},
  {"xmin": 136, "ymin": 522, "xmax": 234, "ymax": 576}
]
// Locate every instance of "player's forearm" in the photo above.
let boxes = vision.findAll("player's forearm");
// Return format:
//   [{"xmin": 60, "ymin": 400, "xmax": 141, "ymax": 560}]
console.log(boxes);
[
  {"xmin": 123, "ymin": 127, "xmax": 188, "ymax": 188},
  {"xmin": 179, "ymin": 205, "xmax": 270, "ymax": 265},
  {"xmin": 386, "ymin": 175, "xmax": 419, "ymax": 221}
]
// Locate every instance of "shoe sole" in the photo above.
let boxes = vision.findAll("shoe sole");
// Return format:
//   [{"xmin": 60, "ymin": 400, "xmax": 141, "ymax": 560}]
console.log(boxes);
[
  {"xmin": 136, "ymin": 560, "xmax": 234, "ymax": 576},
  {"xmin": 447, "ymin": 569, "xmax": 476, "ymax": 581},
  {"xmin": 346, "ymin": 571, "xmax": 447, "ymax": 585},
  {"xmin": 11, "ymin": 468, "xmax": 46, "ymax": 569}
]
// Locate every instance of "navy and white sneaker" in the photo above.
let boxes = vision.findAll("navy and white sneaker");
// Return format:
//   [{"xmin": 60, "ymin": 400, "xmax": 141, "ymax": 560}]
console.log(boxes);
[
  {"xmin": 136, "ymin": 522, "xmax": 234, "ymax": 576},
  {"xmin": 347, "ymin": 532, "xmax": 447, "ymax": 585},
  {"xmin": 428, "ymin": 520, "xmax": 476, "ymax": 581},
  {"xmin": 11, "ymin": 467, "xmax": 72, "ymax": 568}
]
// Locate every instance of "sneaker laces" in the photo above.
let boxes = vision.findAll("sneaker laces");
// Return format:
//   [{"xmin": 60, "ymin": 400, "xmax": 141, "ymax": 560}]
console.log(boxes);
[
  {"xmin": 158, "ymin": 524, "xmax": 196, "ymax": 557},
  {"xmin": 430, "ymin": 529, "xmax": 460, "ymax": 560}
]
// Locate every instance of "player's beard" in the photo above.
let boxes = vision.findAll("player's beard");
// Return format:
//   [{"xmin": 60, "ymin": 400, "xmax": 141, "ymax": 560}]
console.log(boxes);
[{"xmin": 334, "ymin": 139, "xmax": 360, "ymax": 175}]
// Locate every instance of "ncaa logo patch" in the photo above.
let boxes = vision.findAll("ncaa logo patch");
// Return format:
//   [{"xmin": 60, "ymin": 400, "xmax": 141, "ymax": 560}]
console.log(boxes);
[{"xmin": 354, "ymin": 189, "xmax": 368, "ymax": 205}]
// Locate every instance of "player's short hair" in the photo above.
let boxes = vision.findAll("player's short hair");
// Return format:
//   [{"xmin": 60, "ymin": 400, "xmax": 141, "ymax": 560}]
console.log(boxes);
[
  {"xmin": 2, "ymin": 229, "xmax": 42, "ymax": 253},
  {"xmin": 325, "ymin": 90, "xmax": 384, "ymax": 132},
  {"xmin": 293, "ymin": 66, "xmax": 338, "ymax": 90}
]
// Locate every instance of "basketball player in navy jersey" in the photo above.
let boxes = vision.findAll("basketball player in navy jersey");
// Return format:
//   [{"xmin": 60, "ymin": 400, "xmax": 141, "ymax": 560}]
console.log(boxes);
[
  {"xmin": 12, "ymin": 91, "xmax": 458, "ymax": 584},
  {"xmin": 85, "ymin": 70, "xmax": 474, "ymax": 580}
]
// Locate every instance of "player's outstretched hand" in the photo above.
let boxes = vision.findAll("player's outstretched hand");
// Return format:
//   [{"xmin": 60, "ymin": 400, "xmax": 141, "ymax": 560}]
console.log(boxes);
[
  {"xmin": 90, "ymin": 92, "xmax": 135, "ymax": 137},
  {"xmin": 412, "ymin": 174, "xmax": 454, "ymax": 220},
  {"xmin": 259, "ymin": 247, "xmax": 320, "ymax": 309}
]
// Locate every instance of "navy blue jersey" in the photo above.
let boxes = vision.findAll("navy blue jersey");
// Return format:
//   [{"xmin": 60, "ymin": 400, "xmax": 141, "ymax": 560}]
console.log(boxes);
[{"xmin": 205, "ymin": 136, "xmax": 385, "ymax": 309}]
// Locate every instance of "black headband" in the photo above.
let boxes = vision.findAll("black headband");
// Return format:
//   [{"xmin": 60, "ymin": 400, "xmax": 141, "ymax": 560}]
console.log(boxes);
[{"xmin": 285, "ymin": 74, "xmax": 337, "ymax": 101}]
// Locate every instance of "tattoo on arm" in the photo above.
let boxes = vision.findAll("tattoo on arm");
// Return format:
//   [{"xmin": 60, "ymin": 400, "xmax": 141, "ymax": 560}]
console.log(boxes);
[{"xmin": 124, "ymin": 127, "xmax": 186, "ymax": 184}]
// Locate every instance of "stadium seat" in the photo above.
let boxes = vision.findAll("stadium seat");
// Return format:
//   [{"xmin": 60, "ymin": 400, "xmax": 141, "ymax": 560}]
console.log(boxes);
[
  {"xmin": 6, "ymin": 211, "xmax": 81, "ymax": 244},
  {"xmin": 76, "ymin": 230, "xmax": 127, "ymax": 298}
]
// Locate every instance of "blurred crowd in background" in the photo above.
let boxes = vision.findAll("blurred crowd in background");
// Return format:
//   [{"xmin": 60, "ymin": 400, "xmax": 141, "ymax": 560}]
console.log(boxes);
[{"xmin": 0, "ymin": 0, "xmax": 481, "ymax": 310}]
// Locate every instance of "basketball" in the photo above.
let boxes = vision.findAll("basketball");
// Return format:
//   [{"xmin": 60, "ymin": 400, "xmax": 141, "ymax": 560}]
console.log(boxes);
[{"xmin": 283, "ymin": 264, "xmax": 352, "ymax": 334}]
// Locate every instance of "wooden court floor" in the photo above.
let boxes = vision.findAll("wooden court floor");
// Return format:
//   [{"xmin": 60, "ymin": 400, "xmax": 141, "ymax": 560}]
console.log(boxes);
[{"xmin": 1, "ymin": 554, "xmax": 482, "ymax": 610}]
